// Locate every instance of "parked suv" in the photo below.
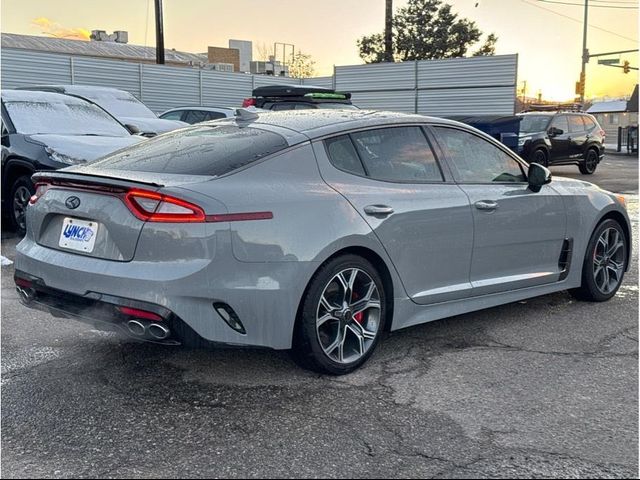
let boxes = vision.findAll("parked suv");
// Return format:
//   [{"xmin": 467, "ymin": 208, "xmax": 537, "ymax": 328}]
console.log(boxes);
[
  {"xmin": 242, "ymin": 85, "xmax": 357, "ymax": 111},
  {"xmin": 517, "ymin": 111, "xmax": 605, "ymax": 174}
]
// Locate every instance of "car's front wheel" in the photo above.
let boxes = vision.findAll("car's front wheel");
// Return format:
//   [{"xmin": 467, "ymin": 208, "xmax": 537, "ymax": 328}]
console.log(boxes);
[
  {"xmin": 571, "ymin": 219, "xmax": 628, "ymax": 302},
  {"xmin": 579, "ymin": 148, "xmax": 599, "ymax": 174},
  {"xmin": 292, "ymin": 255, "xmax": 387, "ymax": 375},
  {"xmin": 9, "ymin": 175, "xmax": 35, "ymax": 235}
]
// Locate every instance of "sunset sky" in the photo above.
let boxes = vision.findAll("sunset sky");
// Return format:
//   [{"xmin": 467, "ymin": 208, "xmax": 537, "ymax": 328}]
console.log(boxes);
[{"xmin": 1, "ymin": 0, "xmax": 638, "ymax": 101}]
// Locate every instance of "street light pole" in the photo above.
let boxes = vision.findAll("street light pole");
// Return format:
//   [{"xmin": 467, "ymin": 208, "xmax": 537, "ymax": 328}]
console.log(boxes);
[{"xmin": 580, "ymin": 0, "xmax": 589, "ymax": 104}]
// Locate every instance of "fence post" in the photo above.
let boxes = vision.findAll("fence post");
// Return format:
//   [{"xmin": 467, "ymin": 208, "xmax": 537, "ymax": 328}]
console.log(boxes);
[
  {"xmin": 414, "ymin": 60, "xmax": 419, "ymax": 114},
  {"xmin": 332, "ymin": 65, "xmax": 337, "ymax": 90},
  {"xmin": 70, "ymin": 57, "xmax": 75, "ymax": 84},
  {"xmin": 199, "ymin": 70, "xmax": 203, "ymax": 106},
  {"xmin": 139, "ymin": 64, "xmax": 144, "ymax": 102},
  {"xmin": 617, "ymin": 126, "xmax": 622, "ymax": 152}
]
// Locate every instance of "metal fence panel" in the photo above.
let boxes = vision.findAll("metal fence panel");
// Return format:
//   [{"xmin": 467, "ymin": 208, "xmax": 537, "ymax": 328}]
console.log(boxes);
[
  {"xmin": 418, "ymin": 54, "xmax": 517, "ymax": 88},
  {"xmin": 253, "ymin": 76, "xmax": 301, "ymax": 88},
  {"xmin": 417, "ymin": 86, "xmax": 516, "ymax": 116},
  {"xmin": 351, "ymin": 91, "xmax": 416, "ymax": 113},
  {"xmin": 73, "ymin": 57, "xmax": 142, "ymax": 99},
  {"xmin": 1, "ymin": 49, "xmax": 72, "ymax": 88},
  {"xmin": 141, "ymin": 64, "xmax": 200, "ymax": 112},
  {"xmin": 301, "ymin": 76, "xmax": 333, "ymax": 89},
  {"xmin": 201, "ymin": 70, "xmax": 253, "ymax": 107},
  {"xmin": 335, "ymin": 62, "xmax": 415, "ymax": 92}
]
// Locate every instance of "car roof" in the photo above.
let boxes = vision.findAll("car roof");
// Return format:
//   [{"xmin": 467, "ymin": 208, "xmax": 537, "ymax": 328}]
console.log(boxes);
[
  {"xmin": 215, "ymin": 109, "xmax": 463, "ymax": 143},
  {"xmin": 2, "ymin": 89, "xmax": 93, "ymax": 105},
  {"xmin": 18, "ymin": 85, "xmax": 126, "ymax": 96}
]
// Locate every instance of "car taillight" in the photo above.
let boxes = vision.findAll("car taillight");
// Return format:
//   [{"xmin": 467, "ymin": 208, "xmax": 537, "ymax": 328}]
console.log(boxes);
[
  {"xmin": 29, "ymin": 182, "xmax": 51, "ymax": 205},
  {"xmin": 124, "ymin": 189, "xmax": 206, "ymax": 223},
  {"xmin": 242, "ymin": 97, "xmax": 257, "ymax": 107}
]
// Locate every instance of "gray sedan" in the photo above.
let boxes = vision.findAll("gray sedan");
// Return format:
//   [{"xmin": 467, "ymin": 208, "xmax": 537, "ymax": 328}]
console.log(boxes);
[{"xmin": 14, "ymin": 110, "xmax": 631, "ymax": 374}]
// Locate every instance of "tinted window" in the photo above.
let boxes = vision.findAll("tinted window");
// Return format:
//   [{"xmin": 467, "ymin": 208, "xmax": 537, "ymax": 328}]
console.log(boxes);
[
  {"xmin": 270, "ymin": 103, "xmax": 297, "ymax": 111},
  {"xmin": 350, "ymin": 127, "xmax": 443, "ymax": 182},
  {"xmin": 207, "ymin": 111, "xmax": 227, "ymax": 121},
  {"xmin": 550, "ymin": 115, "xmax": 569, "ymax": 134},
  {"xmin": 325, "ymin": 135, "xmax": 365, "ymax": 176},
  {"xmin": 568, "ymin": 115, "xmax": 585, "ymax": 133},
  {"xmin": 160, "ymin": 110, "xmax": 184, "ymax": 121},
  {"xmin": 90, "ymin": 125, "xmax": 288, "ymax": 176},
  {"xmin": 435, "ymin": 127, "xmax": 525, "ymax": 183},
  {"xmin": 184, "ymin": 110, "xmax": 211, "ymax": 124}
]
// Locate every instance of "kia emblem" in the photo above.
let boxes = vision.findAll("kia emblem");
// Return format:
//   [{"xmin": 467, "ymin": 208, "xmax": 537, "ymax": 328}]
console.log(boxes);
[{"xmin": 65, "ymin": 196, "xmax": 81, "ymax": 210}]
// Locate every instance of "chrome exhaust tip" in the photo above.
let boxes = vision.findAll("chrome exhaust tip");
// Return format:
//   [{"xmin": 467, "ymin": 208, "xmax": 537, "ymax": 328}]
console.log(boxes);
[
  {"xmin": 147, "ymin": 323, "xmax": 170, "ymax": 340},
  {"xmin": 16, "ymin": 286, "xmax": 35, "ymax": 303},
  {"xmin": 126, "ymin": 319, "xmax": 146, "ymax": 337}
]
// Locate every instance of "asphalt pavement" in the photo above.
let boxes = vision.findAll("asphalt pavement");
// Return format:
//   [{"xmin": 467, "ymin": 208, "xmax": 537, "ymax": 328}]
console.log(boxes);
[{"xmin": 1, "ymin": 154, "xmax": 638, "ymax": 478}]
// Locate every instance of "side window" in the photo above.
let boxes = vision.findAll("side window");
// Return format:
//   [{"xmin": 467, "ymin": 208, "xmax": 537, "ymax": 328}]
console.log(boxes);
[
  {"xmin": 550, "ymin": 115, "xmax": 569, "ymax": 134},
  {"xmin": 184, "ymin": 110, "xmax": 210, "ymax": 124},
  {"xmin": 582, "ymin": 116, "xmax": 596, "ymax": 131},
  {"xmin": 325, "ymin": 135, "xmax": 366, "ymax": 176},
  {"xmin": 350, "ymin": 127, "xmax": 443, "ymax": 182},
  {"xmin": 434, "ymin": 127, "xmax": 526, "ymax": 183},
  {"xmin": 205, "ymin": 111, "xmax": 227, "ymax": 121},
  {"xmin": 160, "ymin": 110, "xmax": 184, "ymax": 121},
  {"xmin": 270, "ymin": 103, "xmax": 297, "ymax": 111},
  {"xmin": 568, "ymin": 115, "xmax": 586, "ymax": 133}
]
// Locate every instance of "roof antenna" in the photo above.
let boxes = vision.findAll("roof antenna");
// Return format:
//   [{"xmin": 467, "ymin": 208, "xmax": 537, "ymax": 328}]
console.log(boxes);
[{"xmin": 235, "ymin": 107, "xmax": 260, "ymax": 121}]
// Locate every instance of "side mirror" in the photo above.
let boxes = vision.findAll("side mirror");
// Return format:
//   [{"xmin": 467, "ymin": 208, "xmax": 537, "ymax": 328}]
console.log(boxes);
[
  {"xmin": 124, "ymin": 124, "xmax": 141, "ymax": 135},
  {"xmin": 548, "ymin": 127, "xmax": 563, "ymax": 137},
  {"xmin": 528, "ymin": 162, "xmax": 552, "ymax": 192}
]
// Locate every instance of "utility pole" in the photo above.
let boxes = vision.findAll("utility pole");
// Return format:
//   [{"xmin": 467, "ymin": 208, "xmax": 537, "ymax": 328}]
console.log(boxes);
[
  {"xmin": 384, "ymin": 0, "xmax": 393, "ymax": 62},
  {"xmin": 580, "ymin": 0, "xmax": 588, "ymax": 104},
  {"xmin": 154, "ymin": 0, "xmax": 165, "ymax": 64}
]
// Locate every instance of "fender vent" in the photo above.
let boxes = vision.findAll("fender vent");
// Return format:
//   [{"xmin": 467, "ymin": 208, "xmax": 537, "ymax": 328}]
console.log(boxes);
[{"xmin": 558, "ymin": 238, "xmax": 574, "ymax": 281}]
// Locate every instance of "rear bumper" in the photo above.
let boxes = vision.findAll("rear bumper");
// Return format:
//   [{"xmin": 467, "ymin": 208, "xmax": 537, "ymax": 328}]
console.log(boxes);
[
  {"xmin": 14, "ymin": 270, "xmax": 190, "ymax": 345},
  {"xmin": 15, "ymin": 236, "xmax": 318, "ymax": 349}
]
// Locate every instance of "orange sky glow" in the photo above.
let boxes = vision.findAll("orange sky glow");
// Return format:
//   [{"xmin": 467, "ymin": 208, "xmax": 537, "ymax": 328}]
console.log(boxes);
[{"xmin": 1, "ymin": 0, "xmax": 638, "ymax": 102}]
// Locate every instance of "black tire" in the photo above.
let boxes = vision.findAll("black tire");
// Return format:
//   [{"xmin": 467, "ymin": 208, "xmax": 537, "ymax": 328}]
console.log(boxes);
[
  {"xmin": 291, "ymin": 254, "xmax": 387, "ymax": 375},
  {"xmin": 8, "ymin": 175, "xmax": 35, "ymax": 235},
  {"xmin": 579, "ymin": 148, "xmax": 599, "ymax": 175},
  {"xmin": 570, "ymin": 219, "xmax": 628, "ymax": 302},
  {"xmin": 531, "ymin": 148, "xmax": 549, "ymax": 167}
]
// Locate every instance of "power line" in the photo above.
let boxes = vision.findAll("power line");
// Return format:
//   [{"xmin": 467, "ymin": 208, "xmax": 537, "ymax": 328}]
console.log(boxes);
[
  {"xmin": 536, "ymin": 0, "xmax": 638, "ymax": 9},
  {"xmin": 591, "ymin": 0, "xmax": 638, "ymax": 4},
  {"xmin": 520, "ymin": 0, "xmax": 639, "ymax": 43}
]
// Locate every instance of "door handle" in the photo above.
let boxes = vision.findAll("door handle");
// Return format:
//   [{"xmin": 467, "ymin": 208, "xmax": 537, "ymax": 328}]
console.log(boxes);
[
  {"xmin": 474, "ymin": 200, "xmax": 499, "ymax": 211},
  {"xmin": 364, "ymin": 205, "xmax": 394, "ymax": 216}
]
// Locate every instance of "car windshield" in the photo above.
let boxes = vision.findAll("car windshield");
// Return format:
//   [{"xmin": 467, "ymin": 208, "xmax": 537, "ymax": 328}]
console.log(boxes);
[
  {"xmin": 519, "ymin": 115, "xmax": 551, "ymax": 134},
  {"xmin": 4, "ymin": 97, "xmax": 130, "ymax": 136},
  {"xmin": 89, "ymin": 125, "xmax": 288, "ymax": 176},
  {"xmin": 78, "ymin": 90, "xmax": 157, "ymax": 119}
]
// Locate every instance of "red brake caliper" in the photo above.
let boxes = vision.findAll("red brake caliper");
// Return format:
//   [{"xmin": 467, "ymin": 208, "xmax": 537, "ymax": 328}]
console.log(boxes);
[{"xmin": 352, "ymin": 291, "xmax": 364, "ymax": 324}]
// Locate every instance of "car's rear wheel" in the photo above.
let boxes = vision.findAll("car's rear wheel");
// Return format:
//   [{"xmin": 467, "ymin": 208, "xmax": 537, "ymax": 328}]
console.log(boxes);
[
  {"xmin": 531, "ymin": 148, "xmax": 549, "ymax": 167},
  {"xmin": 570, "ymin": 219, "xmax": 628, "ymax": 302},
  {"xmin": 579, "ymin": 148, "xmax": 599, "ymax": 174},
  {"xmin": 292, "ymin": 254, "xmax": 387, "ymax": 375},
  {"xmin": 9, "ymin": 175, "xmax": 35, "ymax": 235}
]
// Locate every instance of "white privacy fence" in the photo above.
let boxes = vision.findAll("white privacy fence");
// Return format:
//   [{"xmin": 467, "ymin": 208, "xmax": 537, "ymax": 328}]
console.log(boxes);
[{"xmin": 2, "ymin": 49, "xmax": 517, "ymax": 115}]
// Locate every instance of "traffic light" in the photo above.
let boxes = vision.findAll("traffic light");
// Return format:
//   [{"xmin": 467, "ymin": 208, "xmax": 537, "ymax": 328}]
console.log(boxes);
[{"xmin": 623, "ymin": 60, "xmax": 630, "ymax": 74}]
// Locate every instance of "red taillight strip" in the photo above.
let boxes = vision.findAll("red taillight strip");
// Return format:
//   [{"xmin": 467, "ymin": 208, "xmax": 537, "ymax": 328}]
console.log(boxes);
[
  {"xmin": 205, "ymin": 212, "xmax": 273, "ymax": 223},
  {"xmin": 124, "ymin": 189, "xmax": 206, "ymax": 223}
]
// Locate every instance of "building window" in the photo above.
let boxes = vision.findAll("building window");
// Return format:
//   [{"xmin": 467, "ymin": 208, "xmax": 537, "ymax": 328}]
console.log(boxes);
[{"xmin": 609, "ymin": 113, "xmax": 619, "ymax": 125}]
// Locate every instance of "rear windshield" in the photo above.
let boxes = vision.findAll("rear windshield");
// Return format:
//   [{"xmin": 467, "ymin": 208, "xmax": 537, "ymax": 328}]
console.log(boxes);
[{"xmin": 89, "ymin": 124, "xmax": 288, "ymax": 176}]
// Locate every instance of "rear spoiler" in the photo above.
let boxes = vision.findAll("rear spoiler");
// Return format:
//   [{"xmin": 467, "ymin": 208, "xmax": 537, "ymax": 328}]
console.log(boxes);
[{"xmin": 32, "ymin": 171, "xmax": 164, "ymax": 189}]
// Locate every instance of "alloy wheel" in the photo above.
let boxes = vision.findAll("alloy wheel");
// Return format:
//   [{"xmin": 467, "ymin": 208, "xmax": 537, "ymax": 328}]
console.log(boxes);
[
  {"xmin": 315, "ymin": 268, "xmax": 381, "ymax": 364},
  {"xmin": 593, "ymin": 227, "xmax": 626, "ymax": 295},
  {"xmin": 585, "ymin": 151, "xmax": 598, "ymax": 173},
  {"xmin": 13, "ymin": 185, "xmax": 31, "ymax": 232}
]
